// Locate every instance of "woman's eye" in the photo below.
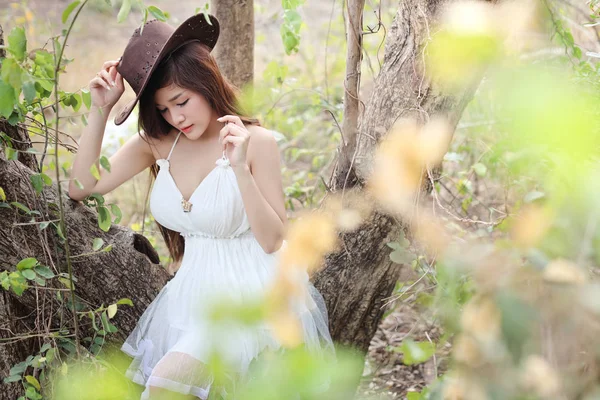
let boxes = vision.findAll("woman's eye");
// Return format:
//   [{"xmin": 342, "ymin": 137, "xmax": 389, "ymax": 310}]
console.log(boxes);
[
  {"xmin": 158, "ymin": 108, "xmax": 167, "ymax": 114},
  {"xmin": 177, "ymin": 99, "xmax": 189, "ymax": 107}
]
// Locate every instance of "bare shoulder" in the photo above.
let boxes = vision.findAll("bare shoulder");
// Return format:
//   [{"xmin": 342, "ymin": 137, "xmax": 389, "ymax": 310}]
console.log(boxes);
[
  {"xmin": 247, "ymin": 125, "xmax": 278, "ymax": 152},
  {"xmin": 138, "ymin": 129, "xmax": 178, "ymax": 160},
  {"xmin": 246, "ymin": 125, "xmax": 280, "ymax": 170}
]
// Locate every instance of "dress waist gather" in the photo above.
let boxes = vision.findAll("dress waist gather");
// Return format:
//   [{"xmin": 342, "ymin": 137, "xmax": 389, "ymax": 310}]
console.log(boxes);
[{"xmin": 180, "ymin": 229, "xmax": 253, "ymax": 240}]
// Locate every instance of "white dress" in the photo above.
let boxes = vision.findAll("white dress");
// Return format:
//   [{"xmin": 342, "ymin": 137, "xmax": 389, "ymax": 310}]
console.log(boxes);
[{"xmin": 121, "ymin": 132, "xmax": 334, "ymax": 399}]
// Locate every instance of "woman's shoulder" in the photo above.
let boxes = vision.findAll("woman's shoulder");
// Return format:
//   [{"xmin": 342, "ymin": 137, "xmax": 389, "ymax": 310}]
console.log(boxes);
[
  {"xmin": 246, "ymin": 125, "xmax": 280, "ymax": 164},
  {"xmin": 138, "ymin": 129, "xmax": 180, "ymax": 160},
  {"xmin": 246, "ymin": 125, "xmax": 277, "ymax": 147}
]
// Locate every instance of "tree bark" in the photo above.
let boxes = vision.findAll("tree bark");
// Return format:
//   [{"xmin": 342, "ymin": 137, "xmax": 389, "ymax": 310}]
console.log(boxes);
[
  {"xmin": 316, "ymin": 0, "xmax": 485, "ymax": 353},
  {"xmin": 339, "ymin": 0, "xmax": 365, "ymax": 184},
  {"xmin": 210, "ymin": 0, "xmax": 254, "ymax": 89},
  {"xmin": 0, "ymin": 123, "xmax": 169, "ymax": 399}
]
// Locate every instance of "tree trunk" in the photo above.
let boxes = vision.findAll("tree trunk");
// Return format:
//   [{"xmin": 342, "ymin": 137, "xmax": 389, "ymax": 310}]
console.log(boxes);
[
  {"xmin": 339, "ymin": 0, "xmax": 365, "ymax": 182},
  {"xmin": 210, "ymin": 0, "xmax": 254, "ymax": 89},
  {"xmin": 0, "ymin": 0, "xmax": 487, "ymax": 396},
  {"xmin": 0, "ymin": 123, "xmax": 169, "ymax": 399},
  {"xmin": 316, "ymin": 0, "xmax": 485, "ymax": 353}
]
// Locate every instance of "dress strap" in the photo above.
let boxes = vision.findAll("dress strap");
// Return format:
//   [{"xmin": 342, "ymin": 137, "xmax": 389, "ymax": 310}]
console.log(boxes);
[{"xmin": 166, "ymin": 131, "xmax": 183, "ymax": 161}]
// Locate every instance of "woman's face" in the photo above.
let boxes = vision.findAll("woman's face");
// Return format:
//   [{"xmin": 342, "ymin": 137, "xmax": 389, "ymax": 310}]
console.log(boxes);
[{"xmin": 154, "ymin": 84, "xmax": 214, "ymax": 140}]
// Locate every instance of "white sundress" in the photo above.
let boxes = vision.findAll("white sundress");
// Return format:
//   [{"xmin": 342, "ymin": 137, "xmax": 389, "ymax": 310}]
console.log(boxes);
[{"xmin": 121, "ymin": 131, "xmax": 334, "ymax": 399}]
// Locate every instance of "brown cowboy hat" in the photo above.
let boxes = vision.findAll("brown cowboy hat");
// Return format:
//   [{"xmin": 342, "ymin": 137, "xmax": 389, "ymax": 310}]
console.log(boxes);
[{"xmin": 114, "ymin": 13, "xmax": 220, "ymax": 126}]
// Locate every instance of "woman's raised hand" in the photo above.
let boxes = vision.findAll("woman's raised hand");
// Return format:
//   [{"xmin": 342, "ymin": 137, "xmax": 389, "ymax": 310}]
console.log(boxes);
[{"xmin": 89, "ymin": 60, "xmax": 125, "ymax": 110}]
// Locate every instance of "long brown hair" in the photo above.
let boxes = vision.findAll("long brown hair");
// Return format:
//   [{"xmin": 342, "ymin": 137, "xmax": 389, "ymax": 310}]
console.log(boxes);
[{"xmin": 138, "ymin": 41, "xmax": 258, "ymax": 264}]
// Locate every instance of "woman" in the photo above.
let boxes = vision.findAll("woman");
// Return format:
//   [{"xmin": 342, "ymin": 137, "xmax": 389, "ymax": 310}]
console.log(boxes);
[{"xmin": 68, "ymin": 13, "xmax": 333, "ymax": 400}]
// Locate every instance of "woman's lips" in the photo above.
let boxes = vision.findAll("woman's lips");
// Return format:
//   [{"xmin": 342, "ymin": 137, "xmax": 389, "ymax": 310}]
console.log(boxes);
[{"xmin": 181, "ymin": 125, "xmax": 193, "ymax": 133}]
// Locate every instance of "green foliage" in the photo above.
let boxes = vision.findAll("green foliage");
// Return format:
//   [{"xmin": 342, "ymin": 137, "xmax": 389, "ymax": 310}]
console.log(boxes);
[{"xmin": 280, "ymin": 0, "xmax": 305, "ymax": 55}]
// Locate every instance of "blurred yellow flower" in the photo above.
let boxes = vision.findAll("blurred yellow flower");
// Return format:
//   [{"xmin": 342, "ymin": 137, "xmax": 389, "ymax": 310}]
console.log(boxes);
[
  {"xmin": 460, "ymin": 296, "xmax": 501, "ymax": 343},
  {"xmin": 521, "ymin": 355, "xmax": 561, "ymax": 398},
  {"xmin": 280, "ymin": 213, "xmax": 337, "ymax": 273},
  {"xmin": 369, "ymin": 118, "xmax": 452, "ymax": 214},
  {"xmin": 453, "ymin": 334, "xmax": 483, "ymax": 366},
  {"xmin": 268, "ymin": 310, "xmax": 303, "ymax": 349},
  {"xmin": 510, "ymin": 205, "xmax": 553, "ymax": 248},
  {"xmin": 543, "ymin": 258, "xmax": 587, "ymax": 285}
]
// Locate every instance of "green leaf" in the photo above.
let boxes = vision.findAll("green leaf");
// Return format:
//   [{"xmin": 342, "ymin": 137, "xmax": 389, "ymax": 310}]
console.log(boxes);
[
  {"xmin": 74, "ymin": 178, "xmax": 84, "ymax": 190},
  {"xmin": 524, "ymin": 190, "xmax": 545, "ymax": 203},
  {"xmin": 99, "ymin": 156, "xmax": 111, "ymax": 173},
  {"xmin": 22, "ymin": 79, "xmax": 36, "ymax": 104},
  {"xmin": 0, "ymin": 271, "xmax": 9, "ymax": 290},
  {"xmin": 2, "ymin": 58, "xmax": 23, "ymax": 91},
  {"xmin": 390, "ymin": 249, "xmax": 414, "ymax": 265},
  {"xmin": 81, "ymin": 89, "xmax": 91, "ymax": 109},
  {"xmin": 21, "ymin": 269, "xmax": 36, "ymax": 280},
  {"xmin": 116, "ymin": 298, "xmax": 133, "ymax": 306},
  {"xmin": 90, "ymin": 312, "xmax": 98, "ymax": 331},
  {"xmin": 9, "ymin": 272, "xmax": 28, "ymax": 295},
  {"xmin": 41, "ymin": 173, "xmax": 52, "ymax": 186},
  {"xmin": 25, "ymin": 385, "xmax": 40, "ymax": 400},
  {"xmin": 398, "ymin": 340, "xmax": 436, "ymax": 365},
  {"xmin": 70, "ymin": 94, "xmax": 82, "ymax": 112},
  {"xmin": 5, "ymin": 146, "xmax": 17, "ymax": 161},
  {"xmin": 54, "ymin": 222, "xmax": 66, "ymax": 240},
  {"xmin": 0, "ymin": 80, "xmax": 16, "ymax": 118},
  {"xmin": 3, "ymin": 375, "xmax": 22, "ymax": 384},
  {"xmin": 89, "ymin": 164, "xmax": 100, "ymax": 180},
  {"xmin": 573, "ymin": 46, "xmax": 582, "ymax": 59},
  {"xmin": 98, "ymin": 206, "xmax": 111, "ymax": 232},
  {"xmin": 10, "ymin": 361, "xmax": 28, "ymax": 376},
  {"xmin": 102, "ymin": 244, "xmax": 113, "ymax": 252},
  {"xmin": 472, "ymin": 162, "xmax": 487, "ymax": 177},
  {"xmin": 62, "ymin": 1, "xmax": 81, "ymax": 24},
  {"xmin": 34, "ymin": 266, "xmax": 55, "ymax": 279},
  {"xmin": 147, "ymin": 6, "xmax": 167, "ymax": 21},
  {"xmin": 10, "ymin": 202, "xmax": 31, "ymax": 214},
  {"xmin": 110, "ymin": 203, "xmax": 122, "ymax": 224},
  {"xmin": 45, "ymin": 348, "xmax": 56, "ymax": 364},
  {"xmin": 0, "ymin": 187, "xmax": 6, "ymax": 201},
  {"xmin": 7, "ymin": 27, "xmax": 27, "ymax": 62},
  {"xmin": 24, "ymin": 375, "xmax": 40, "ymax": 391},
  {"xmin": 39, "ymin": 221, "xmax": 50, "ymax": 231},
  {"xmin": 107, "ymin": 304, "xmax": 118, "ymax": 319},
  {"xmin": 17, "ymin": 258, "xmax": 38, "ymax": 270},
  {"xmin": 30, "ymin": 174, "xmax": 44, "ymax": 194},
  {"xmin": 100, "ymin": 310, "xmax": 110, "ymax": 332},
  {"xmin": 407, "ymin": 392, "xmax": 422, "ymax": 400},
  {"xmin": 92, "ymin": 238, "xmax": 104, "ymax": 251},
  {"xmin": 34, "ymin": 276, "xmax": 46, "ymax": 286},
  {"xmin": 117, "ymin": 0, "xmax": 132, "ymax": 23}
]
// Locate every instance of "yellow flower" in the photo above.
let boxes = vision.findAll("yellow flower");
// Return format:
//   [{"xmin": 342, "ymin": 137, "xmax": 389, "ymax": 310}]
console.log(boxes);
[
  {"xmin": 521, "ymin": 355, "xmax": 561, "ymax": 398},
  {"xmin": 460, "ymin": 296, "xmax": 501, "ymax": 343},
  {"xmin": 510, "ymin": 205, "xmax": 553, "ymax": 248},
  {"xmin": 279, "ymin": 213, "xmax": 337, "ymax": 273},
  {"xmin": 543, "ymin": 258, "xmax": 587, "ymax": 285}
]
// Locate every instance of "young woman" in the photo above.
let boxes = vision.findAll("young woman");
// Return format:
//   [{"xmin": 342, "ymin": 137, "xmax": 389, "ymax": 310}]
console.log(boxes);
[{"xmin": 68, "ymin": 13, "xmax": 333, "ymax": 400}]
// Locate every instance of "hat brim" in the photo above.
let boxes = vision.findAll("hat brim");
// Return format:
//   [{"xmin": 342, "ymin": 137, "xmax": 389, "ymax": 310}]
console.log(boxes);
[{"xmin": 114, "ymin": 13, "xmax": 219, "ymax": 126}]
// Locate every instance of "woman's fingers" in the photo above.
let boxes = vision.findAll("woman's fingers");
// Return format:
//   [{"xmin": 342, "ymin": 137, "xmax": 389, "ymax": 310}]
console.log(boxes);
[
  {"xmin": 90, "ymin": 76, "xmax": 111, "ymax": 91},
  {"xmin": 223, "ymin": 135, "xmax": 245, "ymax": 146},
  {"xmin": 217, "ymin": 115, "xmax": 244, "ymax": 128},
  {"xmin": 99, "ymin": 69, "xmax": 114, "ymax": 88},
  {"xmin": 102, "ymin": 60, "xmax": 120, "ymax": 69},
  {"xmin": 219, "ymin": 123, "xmax": 249, "ymax": 145}
]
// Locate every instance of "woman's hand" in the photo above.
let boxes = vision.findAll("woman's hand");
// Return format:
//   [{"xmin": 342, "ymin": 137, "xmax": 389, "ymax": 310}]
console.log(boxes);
[
  {"xmin": 218, "ymin": 115, "xmax": 251, "ymax": 167},
  {"xmin": 90, "ymin": 60, "xmax": 125, "ymax": 110}
]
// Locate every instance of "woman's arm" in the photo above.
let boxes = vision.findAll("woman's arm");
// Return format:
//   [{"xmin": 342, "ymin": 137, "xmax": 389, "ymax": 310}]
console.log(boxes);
[
  {"xmin": 233, "ymin": 126, "xmax": 287, "ymax": 254},
  {"xmin": 68, "ymin": 60, "xmax": 155, "ymax": 201}
]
